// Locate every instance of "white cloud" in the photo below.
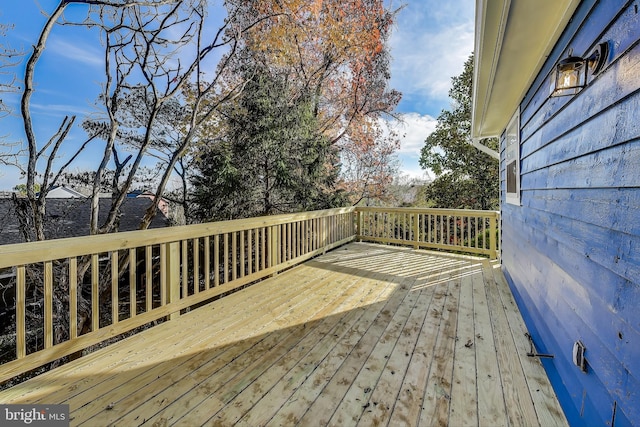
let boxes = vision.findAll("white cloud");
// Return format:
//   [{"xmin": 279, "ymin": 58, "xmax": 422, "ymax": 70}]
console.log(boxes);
[
  {"xmin": 390, "ymin": 0, "xmax": 474, "ymax": 102},
  {"xmin": 30, "ymin": 102, "xmax": 93, "ymax": 117},
  {"xmin": 385, "ymin": 0, "xmax": 473, "ymax": 179},
  {"xmin": 381, "ymin": 112, "xmax": 438, "ymax": 179},
  {"xmin": 49, "ymin": 38, "xmax": 104, "ymax": 67},
  {"xmin": 386, "ymin": 112, "xmax": 438, "ymax": 155}
]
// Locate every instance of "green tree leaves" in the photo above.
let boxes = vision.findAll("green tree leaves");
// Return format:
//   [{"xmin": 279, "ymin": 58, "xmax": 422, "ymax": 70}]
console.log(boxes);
[
  {"xmin": 419, "ymin": 55, "xmax": 499, "ymax": 210},
  {"xmin": 191, "ymin": 65, "xmax": 344, "ymax": 221}
]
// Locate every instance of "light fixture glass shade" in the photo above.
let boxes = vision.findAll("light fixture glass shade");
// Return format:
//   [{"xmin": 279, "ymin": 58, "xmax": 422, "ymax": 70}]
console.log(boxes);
[
  {"xmin": 550, "ymin": 42, "xmax": 609, "ymax": 97},
  {"xmin": 551, "ymin": 56, "xmax": 587, "ymax": 97}
]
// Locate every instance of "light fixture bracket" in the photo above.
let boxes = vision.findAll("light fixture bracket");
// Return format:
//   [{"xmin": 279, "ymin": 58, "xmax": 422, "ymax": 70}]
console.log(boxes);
[{"xmin": 587, "ymin": 42, "xmax": 609, "ymax": 75}]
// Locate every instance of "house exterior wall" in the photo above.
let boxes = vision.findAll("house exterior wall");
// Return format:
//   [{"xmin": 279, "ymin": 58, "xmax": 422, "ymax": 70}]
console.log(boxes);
[{"xmin": 501, "ymin": 1, "xmax": 640, "ymax": 425}]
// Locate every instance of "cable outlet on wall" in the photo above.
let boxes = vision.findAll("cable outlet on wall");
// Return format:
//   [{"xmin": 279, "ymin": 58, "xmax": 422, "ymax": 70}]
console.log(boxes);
[{"xmin": 573, "ymin": 341, "xmax": 587, "ymax": 372}]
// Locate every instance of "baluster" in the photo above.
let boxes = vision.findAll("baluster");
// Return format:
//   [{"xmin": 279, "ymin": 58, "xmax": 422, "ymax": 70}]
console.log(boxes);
[
  {"xmin": 91, "ymin": 254, "xmax": 99, "ymax": 332},
  {"xmin": 16, "ymin": 265, "xmax": 26, "ymax": 358},
  {"xmin": 129, "ymin": 248, "xmax": 137, "ymax": 317},
  {"xmin": 69, "ymin": 258, "xmax": 78, "ymax": 340},
  {"xmin": 193, "ymin": 238, "xmax": 200, "ymax": 293},
  {"xmin": 112, "ymin": 252, "xmax": 119, "ymax": 323},
  {"xmin": 204, "ymin": 237, "xmax": 210, "ymax": 290},
  {"xmin": 214, "ymin": 234, "xmax": 220, "ymax": 287},
  {"xmin": 145, "ymin": 246, "xmax": 153, "ymax": 311}
]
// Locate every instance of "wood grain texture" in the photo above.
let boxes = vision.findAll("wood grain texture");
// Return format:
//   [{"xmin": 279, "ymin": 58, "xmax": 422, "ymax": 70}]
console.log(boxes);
[
  {"xmin": 357, "ymin": 207, "xmax": 500, "ymax": 259},
  {"xmin": 0, "ymin": 209, "xmax": 358, "ymax": 383},
  {"xmin": 0, "ymin": 243, "xmax": 566, "ymax": 427},
  {"xmin": 501, "ymin": 1, "xmax": 640, "ymax": 423}
]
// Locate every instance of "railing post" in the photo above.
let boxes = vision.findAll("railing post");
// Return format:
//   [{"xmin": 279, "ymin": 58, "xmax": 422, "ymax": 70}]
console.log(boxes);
[
  {"xmin": 412, "ymin": 213, "xmax": 419, "ymax": 249},
  {"xmin": 166, "ymin": 241, "xmax": 181, "ymax": 320},
  {"xmin": 489, "ymin": 214, "xmax": 497, "ymax": 260},
  {"xmin": 322, "ymin": 217, "xmax": 328, "ymax": 252},
  {"xmin": 498, "ymin": 212, "xmax": 502, "ymax": 261},
  {"xmin": 16, "ymin": 266, "xmax": 26, "ymax": 359},
  {"xmin": 269, "ymin": 225, "xmax": 279, "ymax": 273},
  {"xmin": 356, "ymin": 209, "xmax": 363, "ymax": 241}
]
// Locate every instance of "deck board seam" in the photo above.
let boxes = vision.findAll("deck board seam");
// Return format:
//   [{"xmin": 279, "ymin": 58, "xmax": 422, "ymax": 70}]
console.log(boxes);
[
  {"xmin": 298, "ymin": 277, "xmax": 417, "ymax": 424},
  {"xmin": 0, "ymin": 243, "xmax": 567, "ymax": 427},
  {"xmin": 330, "ymin": 277, "xmax": 423, "ymax": 425},
  {"xmin": 195, "ymin": 261, "xmax": 397, "ymax": 425},
  {"xmin": 77, "ymin": 264, "xmax": 352, "ymax": 424}
]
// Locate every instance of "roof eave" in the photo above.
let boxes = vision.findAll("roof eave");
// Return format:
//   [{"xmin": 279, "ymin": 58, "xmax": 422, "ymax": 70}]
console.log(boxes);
[{"xmin": 471, "ymin": 0, "xmax": 581, "ymax": 139}]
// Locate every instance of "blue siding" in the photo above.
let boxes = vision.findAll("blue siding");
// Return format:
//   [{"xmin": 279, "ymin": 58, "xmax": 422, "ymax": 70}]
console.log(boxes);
[{"xmin": 501, "ymin": 1, "xmax": 640, "ymax": 425}]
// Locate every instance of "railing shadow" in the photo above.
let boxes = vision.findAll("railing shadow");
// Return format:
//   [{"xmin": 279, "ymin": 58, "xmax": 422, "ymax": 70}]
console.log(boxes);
[{"xmin": 306, "ymin": 242, "xmax": 486, "ymax": 290}]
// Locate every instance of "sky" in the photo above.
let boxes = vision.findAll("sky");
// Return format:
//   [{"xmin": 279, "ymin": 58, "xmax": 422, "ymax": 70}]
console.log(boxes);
[
  {"xmin": 388, "ymin": 0, "xmax": 474, "ymax": 181},
  {"xmin": 0, "ymin": 0, "xmax": 474, "ymax": 190}
]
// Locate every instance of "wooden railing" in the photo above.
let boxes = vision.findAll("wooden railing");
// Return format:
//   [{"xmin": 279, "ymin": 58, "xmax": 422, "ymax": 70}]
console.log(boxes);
[
  {"xmin": 356, "ymin": 207, "xmax": 500, "ymax": 260},
  {"xmin": 0, "ymin": 207, "xmax": 356, "ymax": 384},
  {"xmin": 0, "ymin": 206, "xmax": 500, "ymax": 384}
]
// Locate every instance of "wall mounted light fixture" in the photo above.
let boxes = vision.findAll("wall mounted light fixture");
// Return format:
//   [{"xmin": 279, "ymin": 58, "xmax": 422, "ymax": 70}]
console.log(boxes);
[{"xmin": 551, "ymin": 42, "xmax": 609, "ymax": 97}]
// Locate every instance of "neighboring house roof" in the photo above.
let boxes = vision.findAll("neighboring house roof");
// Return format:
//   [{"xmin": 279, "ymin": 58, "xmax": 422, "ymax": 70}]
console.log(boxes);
[
  {"xmin": 0, "ymin": 198, "xmax": 168, "ymax": 245},
  {"xmin": 471, "ymin": 0, "xmax": 581, "ymax": 139},
  {"xmin": 45, "ymin": 185, "xmax": 88, "ymax": 198},
  {"xmin": 127, "ymin": 190, "xmax": 144, "ymax": 198}
]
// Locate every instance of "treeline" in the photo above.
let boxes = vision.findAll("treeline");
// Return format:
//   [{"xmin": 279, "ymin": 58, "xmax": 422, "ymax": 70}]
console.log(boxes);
[{"xmin": 1, "ymin": 0, "xmax": 401, "ymax": 237}]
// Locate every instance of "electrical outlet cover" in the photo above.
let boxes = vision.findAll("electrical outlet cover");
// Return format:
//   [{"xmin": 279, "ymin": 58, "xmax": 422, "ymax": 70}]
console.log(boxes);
[{"xmin": 573, "ymin": 341, "xmax": 587, "ymax": 372}]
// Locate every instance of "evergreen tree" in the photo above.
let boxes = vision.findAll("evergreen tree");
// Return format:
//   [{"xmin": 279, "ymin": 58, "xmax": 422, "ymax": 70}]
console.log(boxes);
[{"xmin": 191, "ymin": 65, "xmax": 345, "ymax": 221}]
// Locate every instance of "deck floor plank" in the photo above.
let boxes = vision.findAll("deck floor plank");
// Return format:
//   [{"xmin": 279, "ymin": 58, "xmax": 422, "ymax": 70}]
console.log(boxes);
[
  {"xmin": 294, "ymin": 275, "xmax": 415, "ymax": 426},
  {"xmin": 229, "ymin": 260, "xmax": 398, "ymax": 426},
  {"xmin": 97, "ymin": 264, "xmax": 360, "ymax": 426},
  {"xmin": 448, "ymin": 271, "xmax": 479, "ymax": 426},
  {"xmin": 0, "ymin": 243, "xmax": 568, "ymax": 427},
  {"xmin": 387, "ymin": 266, "xmax": 453, "ymax": 426},
  {"xmin": 356, "ymin": 283, "xmax": 436, "ymax": 427},
  {"xmin": 489, "ymin": 263, "xmax": 567, "ymax": 425},
  {"xmin": 473, "ymin": 263, "xmax": 509, "ymax": 426},
  {"xmin": 180, "ymin": 261, "xmax": 394, "ymax": 425},
  {"xmin": 264, "ymin": 279, "xmax": 404, "ymax": 426},
  {"xmin": 71, "ymin": 265, "xmax": 340, "ymax": 424},
  {"xmin": 327, "ymin": 277, "xmax": 422, "ymax": 426},
  {"xmin": 483, "ymin": 261, "xmax": 540, "ymax": 426},
  {"xmin": 418, "ymin": 269, "xmax": 461, "ymax": 426}
]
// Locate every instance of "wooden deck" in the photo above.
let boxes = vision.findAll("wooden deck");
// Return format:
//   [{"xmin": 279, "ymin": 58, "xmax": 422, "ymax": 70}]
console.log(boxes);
[{"xmin": 0, "ymin": 242, "xmax": 567, "ymax": 426}]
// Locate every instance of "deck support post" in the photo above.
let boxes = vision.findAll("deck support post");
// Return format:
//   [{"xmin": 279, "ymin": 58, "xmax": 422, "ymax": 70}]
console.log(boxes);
[
  {"xmin": 489, "ymin": 214, "xmax": 498, "ymax": 260},
  {"xmin": 412, "ymin": 213, "xmax": 419, "ymax": 249},
  {"xmin": 269, "ymin": 225, "xmax": 279, "ymax": 276},
  {"xmin": 166, "ymin": 241, "xmax": 181, "ymax": 320},
  {"xmin": 322, "ymin": 217, "xmax": 328, "ymax": 253}
]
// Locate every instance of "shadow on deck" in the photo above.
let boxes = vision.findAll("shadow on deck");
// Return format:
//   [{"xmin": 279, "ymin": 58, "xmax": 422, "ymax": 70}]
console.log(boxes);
[{"xmin": 0, "ymin": 242, "xmax": 567, "ymax": 426}]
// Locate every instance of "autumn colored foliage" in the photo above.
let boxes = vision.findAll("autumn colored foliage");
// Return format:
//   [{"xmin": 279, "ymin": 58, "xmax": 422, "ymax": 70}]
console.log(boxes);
[{"xmin": 224, "ymin": 0, "xmax": 401, "ymax": 205}]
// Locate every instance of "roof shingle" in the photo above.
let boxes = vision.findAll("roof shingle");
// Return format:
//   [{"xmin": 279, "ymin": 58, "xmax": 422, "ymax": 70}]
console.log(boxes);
[{"xmin": 0, "ymin": 198, "xmax": 168, "ymax": 245}]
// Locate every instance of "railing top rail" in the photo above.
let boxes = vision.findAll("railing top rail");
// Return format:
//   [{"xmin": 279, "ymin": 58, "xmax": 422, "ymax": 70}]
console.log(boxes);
[
  {"xmin": 0, "ymin": 206, "xmax": 356, "ymax": 269},
  {"xmin": 355, "ymin": 206, "xmax": 500, "ymax": 217},
  {"xmin": 0, "ymin": 206, "xmax": 501, "ymax": 269}
]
